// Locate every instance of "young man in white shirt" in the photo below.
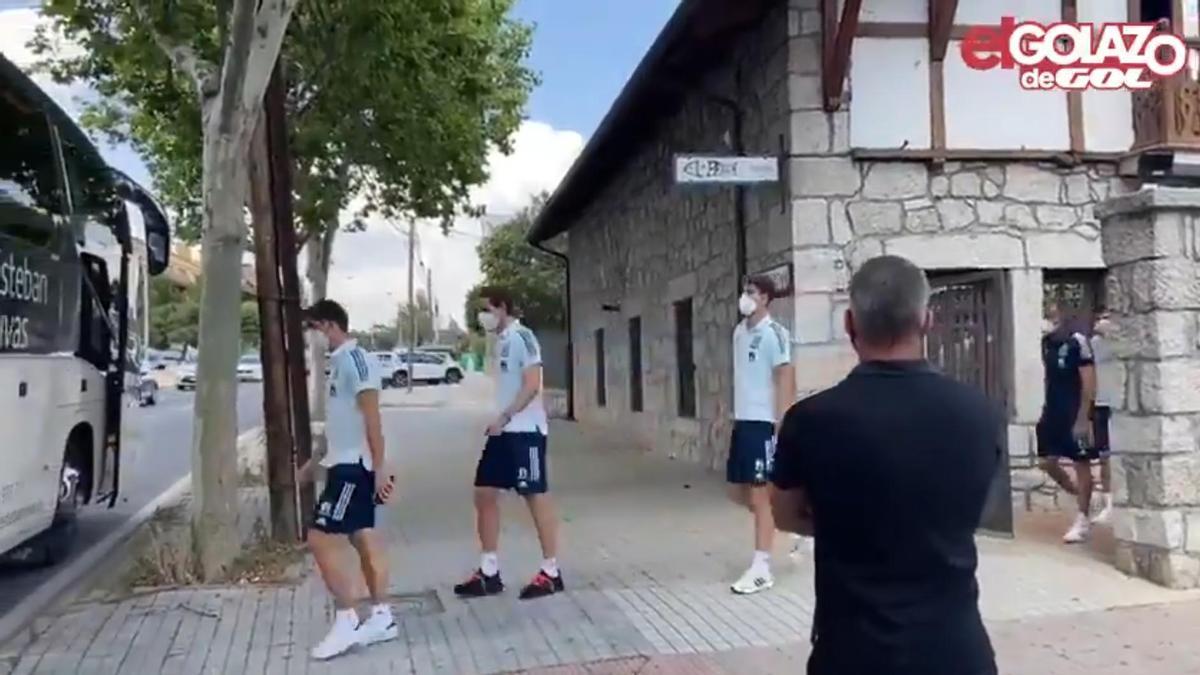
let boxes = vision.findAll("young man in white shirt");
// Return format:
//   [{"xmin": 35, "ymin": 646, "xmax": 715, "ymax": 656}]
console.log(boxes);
[
  {"xmin": 298, "ymin": 300, "xmax": 396, "ymax": 660},
  {"xmin": 1090, "ymin": 308, "xmax": 1117, "ymax": 524},
  {"xmin": 453, "ymin": 286, "xmax": 563, "ymax": 600},
  {"xmin": 728, "ymin": 275, "xmax": 795, "ymax": 594}
]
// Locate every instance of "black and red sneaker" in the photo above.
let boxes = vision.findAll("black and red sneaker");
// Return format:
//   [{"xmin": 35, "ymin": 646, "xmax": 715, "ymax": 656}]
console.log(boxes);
[
  {"xmin": 518, "ymin": 570, "xmax": 565, "ymax": 600},
  {"xmin": 453, "ymin": 569, "xmax": 504, "ymax": 598}
]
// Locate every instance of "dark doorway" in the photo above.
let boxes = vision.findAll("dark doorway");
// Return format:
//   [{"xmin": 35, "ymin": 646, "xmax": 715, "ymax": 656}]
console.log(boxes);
[{"xmin": 925, "ymin": 271, "xmax": 1013, "ymax": 536}]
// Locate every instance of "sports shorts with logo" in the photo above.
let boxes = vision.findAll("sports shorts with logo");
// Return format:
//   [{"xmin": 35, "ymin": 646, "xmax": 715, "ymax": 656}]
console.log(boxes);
[
  {"xmin": 474, "ymin": 432, "xmax": 548, "ymax": 495},
  {"xmin": 311, "ymin": 461, "xmax": 376, "ymax": 534},
  {"xmin": 1091, "ymin": 406, "xmax": 1111, "ymax": 458},
  {"xmin": 727, "ymin": 420, "xmax": 776, "ymax": 485},
  {"xmin": 1036, "ymin": 417, "xmax": 1100, "ymax": 462}
]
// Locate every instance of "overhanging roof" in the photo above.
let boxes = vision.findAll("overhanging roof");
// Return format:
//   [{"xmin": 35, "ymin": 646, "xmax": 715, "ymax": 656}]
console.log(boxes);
[{"xmin": 527, "ymin": 0, "xmax": 774, "ymax": 245}]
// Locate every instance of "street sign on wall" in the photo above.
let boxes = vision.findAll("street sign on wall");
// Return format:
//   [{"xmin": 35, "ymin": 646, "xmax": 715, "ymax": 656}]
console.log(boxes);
[{"xmin": 674, "ymin": 155, "xmax": 780, "ymax": 185}]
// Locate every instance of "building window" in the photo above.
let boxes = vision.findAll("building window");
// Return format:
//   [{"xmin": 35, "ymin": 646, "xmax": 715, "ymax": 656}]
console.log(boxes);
[
  {"xmin": 1043, "ymin": 270, "xmax": 1106, "ymax": 330},
  {"xmin": 674, "ymin": 298, "xmax": 696, "ymax": 418},
  {"xmin": 594, "ymin": 328, "xmax": 606, "ymax": 407},
  {"xmin": 628, "ymin": 316, "xmax": 643, "ymax": 412}
]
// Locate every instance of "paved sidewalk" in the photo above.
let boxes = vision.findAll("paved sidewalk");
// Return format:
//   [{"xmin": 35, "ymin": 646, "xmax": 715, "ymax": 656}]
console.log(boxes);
[{"xmin": 3, "ymin": 374, "xmax": 1199, "ymax": 674}]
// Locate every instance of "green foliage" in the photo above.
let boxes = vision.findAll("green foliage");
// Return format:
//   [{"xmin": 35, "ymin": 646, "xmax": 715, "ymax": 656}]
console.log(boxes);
[
  {"xmin": 32, "ymin": 0, "xmax": 538, "ymax": 241},
  {"xmin": 149, "ymin": 276, "xmax": 259, "ymax": 349},
  {"xmin": 465, "ymin": 193, "xmax": 564, "ymax": 333}
]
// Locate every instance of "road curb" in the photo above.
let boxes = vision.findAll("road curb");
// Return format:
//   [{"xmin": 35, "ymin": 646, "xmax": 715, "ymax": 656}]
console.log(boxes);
[{"xmin": 0, "ymin": 426, "xmax": 262, "ymax": 647}]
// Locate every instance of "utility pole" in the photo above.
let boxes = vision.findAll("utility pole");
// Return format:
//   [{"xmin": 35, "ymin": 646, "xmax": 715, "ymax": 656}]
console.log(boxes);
[
  {"xmin": 407, "ymin": 218, "xmax": 416, "ymax": 393},
  {"xmin": 427, "ymin": 265, "xmax": 438, "ymax": 344}
]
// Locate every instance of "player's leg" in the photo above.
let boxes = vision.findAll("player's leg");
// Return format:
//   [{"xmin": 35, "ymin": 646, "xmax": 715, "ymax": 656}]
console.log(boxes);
[
  {"xmin": 517, "ymin": 433, "xmax": 564, "ymax": 600},
  {"xmin": 454, "ymin": 437, "xmax": 508, "ymax": 598}
]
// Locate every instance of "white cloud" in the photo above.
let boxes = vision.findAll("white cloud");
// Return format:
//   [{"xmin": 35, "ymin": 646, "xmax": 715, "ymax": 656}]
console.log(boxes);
[{"xmin": 325, "ymin": 121, "xmax": 584, "ymax": 332}]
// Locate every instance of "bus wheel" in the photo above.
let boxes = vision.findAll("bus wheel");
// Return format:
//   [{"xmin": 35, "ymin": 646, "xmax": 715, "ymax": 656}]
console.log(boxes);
[{"xmin": 42, "ymin": 452, "xmax": 85, "ymax": 565}]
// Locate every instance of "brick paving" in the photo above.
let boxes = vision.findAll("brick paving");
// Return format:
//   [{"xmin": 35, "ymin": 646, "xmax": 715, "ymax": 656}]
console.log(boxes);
[{"xmin": 2, "ymin": 374, "xmax": 1199, "ymax": 674}]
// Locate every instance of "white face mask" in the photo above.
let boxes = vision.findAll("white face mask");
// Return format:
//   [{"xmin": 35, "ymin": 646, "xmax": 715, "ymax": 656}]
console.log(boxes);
[
  {"xmin": 477, "ymin": 310, "xmax": 500, "ymax": 333},
  {"xmin": 1041, "ymin": 319, "xmax": 1056, "ymax": 334},
  {"xmin": 738, "ymin": 293, "xmax": 757, "ymax": 317},
  {"xmin": 1094, "ymin": 318, "xmax": 1114, "ymax": 335}
]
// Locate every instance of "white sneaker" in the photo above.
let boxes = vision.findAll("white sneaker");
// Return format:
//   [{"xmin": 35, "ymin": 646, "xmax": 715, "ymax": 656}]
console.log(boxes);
[
  {"xmin": 1092, "ymin": 495, "xmax": 1113, "ymax": 525},
  {"xmin": 1063, "ymin": 514, "xmax": 1091, "ymax": 544},
  {"xmin": 355, "ymin": 608, "xmax": 399, "ymax": 646},
  {"xmin": 731, "ymin": 566, "xmax": 774, "ymax": 595},
  {"xmin": 311, "ymin": 610, "xmax": 361, "ymax": 660},
  {"xmin": 789, "ymin": 535, "xmax": 814, "ymax": 557}
]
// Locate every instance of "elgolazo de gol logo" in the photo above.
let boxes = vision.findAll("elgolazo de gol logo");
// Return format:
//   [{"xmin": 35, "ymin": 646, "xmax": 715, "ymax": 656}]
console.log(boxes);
[{"xmin": 960, "ymin": 17, "xmax": 1189, "ymax": 90}]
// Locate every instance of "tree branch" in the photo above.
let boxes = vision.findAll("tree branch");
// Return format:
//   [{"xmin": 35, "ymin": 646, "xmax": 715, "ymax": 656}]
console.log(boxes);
[
  {"xmin": 216, "ymin": 0, "xmax": 260, "ymax": 133},
  {"xmin": 131, "ymin": 0, "xmax": 216, "ymax": 96},
  {"xmin": 238, "ymin": 0, "xmax": 298, "ymax": 121}
]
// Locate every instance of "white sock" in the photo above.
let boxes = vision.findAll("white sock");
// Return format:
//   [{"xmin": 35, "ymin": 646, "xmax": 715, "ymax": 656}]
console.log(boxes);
[
  {"xmin": 335, "ymin": 608, "xmax": 359, "ymax": 626},
  {"xmin": 751, "ymin": 550, "xmax": 771, "ymax": 571},
  {"xmin": 481, "ymin": 552, "xmax": 499, "ymax": 576},
  {"xmin": 540, "ymin": 558, "xmax": 559, "ymax": 577}
]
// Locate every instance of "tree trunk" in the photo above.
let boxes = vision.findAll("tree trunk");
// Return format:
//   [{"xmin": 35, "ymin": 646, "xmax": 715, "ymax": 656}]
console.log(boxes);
[
  {"xmin": 249, "ymin": 115, "xmax": 300, "ymax": 544},
  {"xmin": 192, "ymin": 117, "xmax": 252, "ymax": 581},
  {"xmin": 306, "ymin": 225, "xmax": 335, "ymax": 458}
]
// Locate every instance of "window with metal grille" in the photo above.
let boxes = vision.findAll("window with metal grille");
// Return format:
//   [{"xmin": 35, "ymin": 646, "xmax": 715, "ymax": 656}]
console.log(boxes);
[
  {"xmin": 1043, "ymin": 270, "xmax": 1106, "ymax": 332},
  {"xmin": 629, "ymin": 316, "xmax": 643, "ymax": 412},
  {"xmin": 595, "ymin": 328, "xmax": 606, "ymax": 407},
  {"xmin": 674, "ymin": 298, "xmax": 696, "ymax": 418}
]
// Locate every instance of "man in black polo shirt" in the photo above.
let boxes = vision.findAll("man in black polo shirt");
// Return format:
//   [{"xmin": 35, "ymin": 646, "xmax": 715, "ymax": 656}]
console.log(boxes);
[{"xmin": 771, "ymin": 255, "xmax": 999, "ymax": 675}]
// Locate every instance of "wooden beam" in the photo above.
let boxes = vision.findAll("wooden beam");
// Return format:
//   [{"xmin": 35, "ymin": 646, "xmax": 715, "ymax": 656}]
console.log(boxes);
[
  {"xmin": 929, "ymin": 0, "xmax": 960, "ymax": 61},
  {"xmin": 823, "ymin": 0, "xmax": 865, "ymax": 111},
  {"xmin": 850, "ymin": 148, "xmax": 1122, "ymax": 164},
  {"xmin": 930, "ymin": 62, "xmax": 946, "ymax": 156},
  {"xmin": 857, "ymin": 22, "xmax": 989, "ymax": 39},
  {"xmin": 1063, "ymin": 0, "xmax": 1085, "ymax": 153}
]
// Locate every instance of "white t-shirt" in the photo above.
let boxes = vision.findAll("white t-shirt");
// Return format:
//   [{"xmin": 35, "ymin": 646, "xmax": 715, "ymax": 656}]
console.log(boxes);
[
  {"xmin": 1091, "ymin": 334, "xmax": 1120, "ymax": 408},
  {"xmin": 497, "ymin": 320, "xmax": 548, "ymax": 435},
  {"xmin": 322, "ymin": 340, "xmax": 382, "ymax": 470},
  {"xmin": 733, "ymin": 315, "xmax": 792, "ymax": 422}
]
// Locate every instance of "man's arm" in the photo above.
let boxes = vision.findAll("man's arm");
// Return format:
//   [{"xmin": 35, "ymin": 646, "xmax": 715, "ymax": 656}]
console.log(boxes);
[
  {"xmin": 357, "ymin": 389, "xmax": 385, "ymax": 470},
  {"xmin": 771, "ymin": 486, "xmax": 814, "ymax": 536},
  {"xmin": 773, "ymin": 363, "xmax": 795, "ymax": 429},
  {"xmin": 769, "ymin": 405, "xmax": 814, "ymax": 535},
  {"xmin": 502, "ymin": 364, "xmax": 542, "ymax": 421},
  {"xmin": 1074, "ymin": 334, "xmax": 1096, "ymax": 434}
]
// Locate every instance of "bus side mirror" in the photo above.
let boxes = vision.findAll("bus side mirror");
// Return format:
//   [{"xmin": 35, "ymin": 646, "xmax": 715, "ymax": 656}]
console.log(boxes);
[{"xmin": 113, "ymin": 173, "xmax": 171, "ymax": 276}]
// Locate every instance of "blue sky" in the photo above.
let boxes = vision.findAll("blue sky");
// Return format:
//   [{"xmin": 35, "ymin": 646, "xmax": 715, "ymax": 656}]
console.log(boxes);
[{"xmin": 512, "ymin": 0, "xmax": 680, "ymax": 137}]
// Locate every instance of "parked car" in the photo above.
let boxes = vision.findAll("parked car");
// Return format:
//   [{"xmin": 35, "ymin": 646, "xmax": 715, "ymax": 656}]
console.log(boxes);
[
  {"xmin": 371, "ymin": 351, "xmax": 399, "ymax": 388},
  {"xmin": 176, "ymin": 362, "xmax": 197, "ymax": 391},
  {"xmin": 237, "ymin": 354, "xmax": 264, "ymax": 382},
  {"xmin": 387, "ymin": 350, "xmax": 464, "ymax": 388}
]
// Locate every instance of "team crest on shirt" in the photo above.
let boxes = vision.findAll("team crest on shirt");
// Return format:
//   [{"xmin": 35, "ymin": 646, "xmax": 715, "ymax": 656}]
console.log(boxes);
[
  {"xmin": 500, "ymin": 360, "xmax": 508, "ymax": 372},
  {"xmin": 748, "ymin": 350, "xmax": 757, "ymax": 362}
]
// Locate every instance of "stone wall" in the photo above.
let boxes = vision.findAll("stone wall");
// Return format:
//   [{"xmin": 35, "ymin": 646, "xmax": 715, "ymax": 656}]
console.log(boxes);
[
  {"xmin": 566, "ymin": 4, "xmax": 791, "ymax": 468},
  {"xmin": 1097, "ymin": 187, "xmax": 1200, "ymax": 589},
  {"xmin": 783, "ymin": 0, "xmax": 1136, "ymax": 510}
]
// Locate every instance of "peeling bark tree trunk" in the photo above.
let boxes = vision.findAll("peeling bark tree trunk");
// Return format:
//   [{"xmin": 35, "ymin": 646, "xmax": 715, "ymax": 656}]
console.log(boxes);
[
  {"xmin": 180, "ymin": 0, "xmax": 297, "ymax": 582},
  {"xmin": 306, "ymin": 225, "xmax": 335, "ymax": 460},
  {"xmin": 192, "ymin": 119, "xmax": 253, "ymax": 580}
]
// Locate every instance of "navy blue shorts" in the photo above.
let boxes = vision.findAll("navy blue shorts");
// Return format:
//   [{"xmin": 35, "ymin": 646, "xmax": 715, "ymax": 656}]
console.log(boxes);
[
  {"xmin": 474, "ymin": 432, "xmax": 549, "ymax": 495},
  {"xmin": 727, "ymin": 420, "xmax": 776, "ymax": 485},
  {"xmin": 1036, "ymin": 417, "xmax": 1099, "ymax": 462},
  {"xmin": 311, "ymin": 462, "xmax": 376, "ymax": 535}
]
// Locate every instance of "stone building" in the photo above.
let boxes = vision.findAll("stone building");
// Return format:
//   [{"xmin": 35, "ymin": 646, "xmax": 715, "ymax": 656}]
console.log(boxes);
[{"xmin": 528, "ymin": 0, "xmax": 1196, "ymax": 543}]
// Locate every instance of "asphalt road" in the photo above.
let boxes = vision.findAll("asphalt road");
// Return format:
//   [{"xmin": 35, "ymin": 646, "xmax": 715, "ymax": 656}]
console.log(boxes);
[{"xmin": 0, "ymin": 383, "xmax": 264, "ymax": 619}]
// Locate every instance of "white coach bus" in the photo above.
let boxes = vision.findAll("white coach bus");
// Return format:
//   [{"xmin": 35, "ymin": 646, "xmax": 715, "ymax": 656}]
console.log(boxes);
[{"xmin": 1, "ymin": 54, "xmax": 171, "ymax": 563}]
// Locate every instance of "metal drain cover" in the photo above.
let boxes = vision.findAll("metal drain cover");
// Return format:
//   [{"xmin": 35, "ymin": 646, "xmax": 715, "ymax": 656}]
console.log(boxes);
[{"xmin": 388, "ymin": 590, "xmax": 443, "ymax": 617}]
